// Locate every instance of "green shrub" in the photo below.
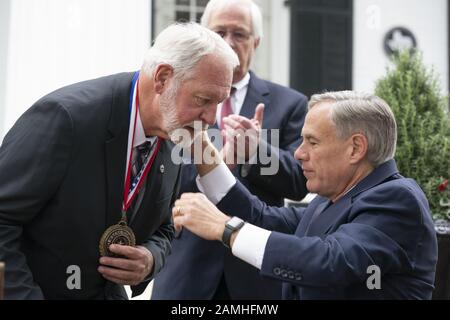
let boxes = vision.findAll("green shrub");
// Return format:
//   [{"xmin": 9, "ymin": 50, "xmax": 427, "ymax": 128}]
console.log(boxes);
[{"xmin": 375, "ymin": 50, "xmax": 450, "ymax": 220}]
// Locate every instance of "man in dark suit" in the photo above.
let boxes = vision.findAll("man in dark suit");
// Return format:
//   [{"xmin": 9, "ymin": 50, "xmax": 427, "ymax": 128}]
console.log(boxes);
[
  {"xmin": 152, "ymin": 0, "xmax": 308, "ymax": 300},
  {"xmin": 173, "ymin": 91, "xmax": 438, "ymax": 299},
  {"xmin": 0, "ymin": 23, "xmax": 239, "ymax": 299}
]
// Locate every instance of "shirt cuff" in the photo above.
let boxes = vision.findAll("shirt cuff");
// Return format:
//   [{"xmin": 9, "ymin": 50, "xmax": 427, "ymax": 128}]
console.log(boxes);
[
  {"xmin": 231, "ymin": 223, "xmax": 271, "ymax": 270},
  {"xmin": 196, "ymin": 162, "xmax": 236, "ymax": 204}
]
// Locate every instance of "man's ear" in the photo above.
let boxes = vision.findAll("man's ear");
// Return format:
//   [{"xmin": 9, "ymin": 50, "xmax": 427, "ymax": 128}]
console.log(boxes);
[
  {"xmin": 153, "ymin": 64, "xmax": 174, "ymax": 94},
  {"xmin": 349, "ymin": 133, "xmax": 368, "ymax": 164},
  {"xmin": 254, "ymin": 37, "xmax": 261, "ymax": 50}
]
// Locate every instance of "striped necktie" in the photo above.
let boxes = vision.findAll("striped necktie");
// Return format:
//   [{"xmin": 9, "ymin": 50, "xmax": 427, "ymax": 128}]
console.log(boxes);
[
  {"xmin": 220, "ymin": 87, "xmax": 237, "ymax": 130},
  {"xmin": 129, "ymin": 141, "xmax": 152, "ymax": 201}
]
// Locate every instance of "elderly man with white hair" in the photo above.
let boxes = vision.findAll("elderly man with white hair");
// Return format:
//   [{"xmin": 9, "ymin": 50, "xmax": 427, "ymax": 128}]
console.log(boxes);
[
  {"xmin": 173, "ymin": 91, "xmax": 438, "ymax": 299},
  {"xmin": 0, "ymin": 22, "xmax": 238, "ymax": 300}
]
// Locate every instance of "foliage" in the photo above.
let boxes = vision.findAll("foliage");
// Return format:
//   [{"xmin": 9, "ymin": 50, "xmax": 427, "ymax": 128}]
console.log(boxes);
[{"xmin": 375, "ymin": 51, "xmax": 450, "ymax": 220}]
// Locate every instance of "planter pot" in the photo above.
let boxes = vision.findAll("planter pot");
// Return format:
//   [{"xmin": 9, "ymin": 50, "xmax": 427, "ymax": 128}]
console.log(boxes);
[{"xmin": 433, "ymin": 220, "xmax": 450, "ymax": 300}]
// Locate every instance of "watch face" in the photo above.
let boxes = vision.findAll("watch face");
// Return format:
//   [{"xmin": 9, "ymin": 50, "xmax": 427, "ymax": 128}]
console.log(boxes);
[{"xmin": 227, "ymin": 217, "xmax": 244, "ymax": 229}]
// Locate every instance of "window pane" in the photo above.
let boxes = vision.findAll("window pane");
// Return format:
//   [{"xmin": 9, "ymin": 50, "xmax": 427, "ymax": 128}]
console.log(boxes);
[
  {"xmin": 176, "ymin": 0, "xmax": 190, "ymax": 6},
  {"xmin": 196, "ymin": 0, "xmax": 209, "ymax": 7},
  {"xmin": 176, "ymin": 11, "xmax": 190, "ymax": 22}
]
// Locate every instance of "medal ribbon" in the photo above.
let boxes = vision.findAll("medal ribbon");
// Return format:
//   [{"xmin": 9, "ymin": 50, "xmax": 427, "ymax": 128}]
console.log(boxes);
[{"xmin": 122, "ymin": 72, "xmax": 161, "ymax": 219}]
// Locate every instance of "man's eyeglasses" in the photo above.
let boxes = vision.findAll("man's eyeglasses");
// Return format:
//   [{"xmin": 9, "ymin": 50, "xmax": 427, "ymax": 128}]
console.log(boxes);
[{"xmin": 214, "ymin": 29, "xmax": 253, "ymax": 43}]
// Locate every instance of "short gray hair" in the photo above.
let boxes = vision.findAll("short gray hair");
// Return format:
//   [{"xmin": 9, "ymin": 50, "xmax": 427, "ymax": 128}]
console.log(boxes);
[
  {"xmin": 201, "ymin": 0, "xmax": 264, "ymax": 40},
  {"xmin": 309, "ymin": 91, "xmax": 397, "ymax": 167},
  {"xmin": 141, "ymin": 22, "xmax": 239, "ymax": 82}
]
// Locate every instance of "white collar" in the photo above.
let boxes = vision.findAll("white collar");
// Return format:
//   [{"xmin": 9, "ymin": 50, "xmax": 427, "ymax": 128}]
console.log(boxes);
[
  {"xmin": 233, "ymin": 72, "xmax": 251, "ymax": 92},
  {"xmin": 133, "ymin": 86, "xmax": 157, "ymax": 148}
]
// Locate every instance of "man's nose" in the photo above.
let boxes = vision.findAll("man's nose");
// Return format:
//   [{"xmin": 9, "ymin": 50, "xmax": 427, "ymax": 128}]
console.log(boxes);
[
  {"xmin": 201, "ymin": 105, "xmax": 217, "ymax": 126},
  {"xmin": 295, "ymin": 143, "xmax": 306, "ymax": 161},
  {"xmin": 223, "ymin": 33, "xmax": 236, "ymax": 47}
]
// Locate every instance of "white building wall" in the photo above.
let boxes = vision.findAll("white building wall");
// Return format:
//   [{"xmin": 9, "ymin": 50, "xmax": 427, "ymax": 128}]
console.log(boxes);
[
  {"xmin": 252, "ymin": 0, "xmax": 271, "ymax": 81},
  {"xmin": 353, "ymin": 0, "xmax": 448, "ymax": 94},
  {"xmin": 270, "ymin": 0, "xmax": 291, "ymax": 87},
  {"xmin": 1, "ymin": 0, "xmax": 151, "ymax": 141},
  {"xmin": 0, "ymin": 0, "xmax": 11, "ymax": 138}
]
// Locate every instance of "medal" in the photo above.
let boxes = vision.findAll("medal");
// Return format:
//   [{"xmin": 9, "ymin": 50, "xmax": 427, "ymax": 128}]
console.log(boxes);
[
  {"xmin": 99, "ymin": 219, "xmax": 136, "ymax": 257},
  {"xmin": 99, "ymin": 72, "xmax": 161, "ymax": 257}
]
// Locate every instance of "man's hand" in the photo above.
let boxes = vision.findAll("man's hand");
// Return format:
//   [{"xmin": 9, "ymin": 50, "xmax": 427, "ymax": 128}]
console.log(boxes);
[
  {"xmin": 172, "ymin": 193, "xmax": 230, "ymax": 241},
  {"xmin": 98, "ymin": 245, "xmax": 154, "ymax": 286},
  {"xmin": 222, "ymin": 103, "xmax": 264, "ymax": 165}
]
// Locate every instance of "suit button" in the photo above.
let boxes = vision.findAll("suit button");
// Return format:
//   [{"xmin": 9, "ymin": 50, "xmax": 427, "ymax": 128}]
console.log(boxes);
[
  {"xmin": 273, "ymin": 267, "xmax": 281, "ymax": 276},
  {"xmin": 295, "ymin": 273, "xmax": 303, "ymax": 281},
  {"xmin": 281, "ymin": 270, "xmax": 288, "ymax": 278},
  {"xmin": 288, "ymin": 271, "xmax": 295, "ymax": 279}
]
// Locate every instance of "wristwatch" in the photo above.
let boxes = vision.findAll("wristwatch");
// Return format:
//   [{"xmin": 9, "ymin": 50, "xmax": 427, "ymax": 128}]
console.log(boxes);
[{"xmin": 222, "ymin": 217, "xmax": 245, "ymax": 248}]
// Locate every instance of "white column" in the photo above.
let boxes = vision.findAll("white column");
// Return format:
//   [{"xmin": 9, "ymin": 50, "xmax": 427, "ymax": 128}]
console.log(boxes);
[
  {"xmin": 269, "ymin": 0, "xmax": 290, "ymax": 86},
  {"xmin": 0, "ymin": 0, "xmax": 11, "ymax": 139}
]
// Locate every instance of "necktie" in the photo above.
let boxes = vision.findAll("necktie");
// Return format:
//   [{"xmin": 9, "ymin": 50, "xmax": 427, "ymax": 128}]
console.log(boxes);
[
  {"xmin": 220, "ymin": 87, "xmax": 236, "ymax": 130},
  {"xmin": 129, "ymin": 141, "xmax": 152, "ymax": 215},
  {"xmin": 131, "ymin": 141, "xmax": 152, "ymax": 187}
]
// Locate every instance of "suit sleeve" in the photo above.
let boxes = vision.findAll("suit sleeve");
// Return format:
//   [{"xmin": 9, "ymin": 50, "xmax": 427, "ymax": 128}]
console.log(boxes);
[
  {"xmin": 259, "ymin": 184, "xmax": 430, "ymax": 288},
  {"xmin": 217, "ymin": 180, "xmax": 305, "ymax": 234},
  {"xmin": 243, "ymin": 93, "xmax": 308, "ymax": 201},
  {"xmin": 0, "ymin": 101, "xmax": 73, "ymax": 299}
]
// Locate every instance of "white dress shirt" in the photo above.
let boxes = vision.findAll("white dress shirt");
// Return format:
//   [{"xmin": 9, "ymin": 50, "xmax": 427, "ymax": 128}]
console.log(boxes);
[
  {"xmin": 196, "ymin": 163, "xmax": 271, "ymax": 270},
  {"xmin": 134, "ymin": 109, "xmax": 157, "ymax": 148}
]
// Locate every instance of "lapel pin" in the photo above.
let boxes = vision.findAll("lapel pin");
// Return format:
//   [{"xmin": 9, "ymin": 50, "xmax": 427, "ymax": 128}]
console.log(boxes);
[{"xmin": 160, "ymin": 164, "xmax": 165, "ymax": 174}]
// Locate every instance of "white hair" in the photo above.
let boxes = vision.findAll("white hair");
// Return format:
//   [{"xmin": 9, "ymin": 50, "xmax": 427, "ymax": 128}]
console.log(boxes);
[
  {"xmin": 141, "ymin": 22, "xmax": 239, "ymax": 82},
  {"xmin": 201, "ymin": 0, "xmax": 264, "ymax": 40},
  {"xmin": 308, "ymin": 91, "xmax": 398, "ymax": 167}
]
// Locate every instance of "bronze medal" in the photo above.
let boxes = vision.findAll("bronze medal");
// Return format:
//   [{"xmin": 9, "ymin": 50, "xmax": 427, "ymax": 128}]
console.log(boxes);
[{"xmin": 99, "ymin": 220, "xmax": 136, "ymax": 257}]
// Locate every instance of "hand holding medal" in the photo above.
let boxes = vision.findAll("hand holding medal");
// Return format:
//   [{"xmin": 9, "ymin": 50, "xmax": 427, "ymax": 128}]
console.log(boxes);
[{"xmin": 98, "ymin": 244, "xmax": 155, "ymax": 286}]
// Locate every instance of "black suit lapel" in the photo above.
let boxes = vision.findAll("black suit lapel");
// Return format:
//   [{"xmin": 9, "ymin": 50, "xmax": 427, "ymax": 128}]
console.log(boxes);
[
  {"xmin": 305, "ymin": 198, "xmax": 350, "ymax": 236},
  {"xmin": 239, "ymin": 72, "xmax": 270, "ymax": 121},
  {"xmin": 130, "ymin": 140, "xmax": 175, "ymax": 241},
  {"xmin": 105, "ymin": 133, "xmax": 128, "ymax": 228},
  {"xmin": 104, "ymin": 73, "xmax": 135, "ymax": 229}
]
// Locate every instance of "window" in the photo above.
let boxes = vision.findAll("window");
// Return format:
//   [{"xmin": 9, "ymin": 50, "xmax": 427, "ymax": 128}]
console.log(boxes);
[
  {"xmin": 152, "ymin": 0, "xmax": 208, "ymax": 40},
  {"xmin": 289, "ymin": 0, "xmax": 353, "ymax": 98},
  {"xmin": 174, "ymin": 0, "xmax": 208, "ymax": 22}
]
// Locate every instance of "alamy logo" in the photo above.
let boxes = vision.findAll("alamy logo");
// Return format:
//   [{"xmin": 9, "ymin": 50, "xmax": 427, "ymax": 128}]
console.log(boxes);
[
  {"xmin": 366, "ymin": 265, "xmax": 381, "ymax": 290},
  {"xmin": 66, "ymin": 265, "xmax": 81, "ymax": 290}
]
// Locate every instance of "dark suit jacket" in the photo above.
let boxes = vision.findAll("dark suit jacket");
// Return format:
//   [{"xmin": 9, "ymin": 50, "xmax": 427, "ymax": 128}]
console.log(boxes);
[
  {"xmin": 217, "ymin": 160, "xmax": 438, "ymax": 299},
  {"xmin": 0, "ymin": 73, "xmax": 181, "ymax": 299},
  {"xmin": 153, "ymin": 72, "xmax": 308, "ymax": 299}
]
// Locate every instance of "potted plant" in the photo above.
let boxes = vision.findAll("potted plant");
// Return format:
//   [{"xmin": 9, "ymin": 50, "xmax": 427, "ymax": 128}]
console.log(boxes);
[{"xmin": 374, "ymin": 50, "xmax": 450, "ymax": 299}]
